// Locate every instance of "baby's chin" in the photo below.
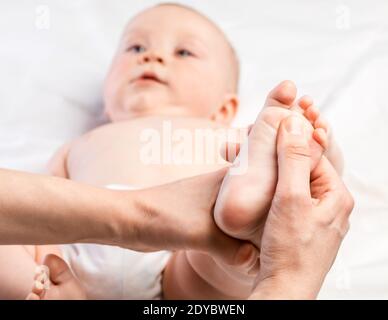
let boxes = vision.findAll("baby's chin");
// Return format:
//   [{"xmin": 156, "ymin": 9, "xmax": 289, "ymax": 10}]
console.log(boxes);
[
  {"xmin": 104, "ymin": 107, "xmax": 148, "ymax": 122},
  {"xmin": 105, "ymin": 102, "xmax": 206, "ymax": 123}
]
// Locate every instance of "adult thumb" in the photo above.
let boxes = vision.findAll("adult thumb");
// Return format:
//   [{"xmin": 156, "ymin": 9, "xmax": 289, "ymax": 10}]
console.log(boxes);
[{"xmin": 276, "ymin": 115, "xmax": 311, "ymax": 198}]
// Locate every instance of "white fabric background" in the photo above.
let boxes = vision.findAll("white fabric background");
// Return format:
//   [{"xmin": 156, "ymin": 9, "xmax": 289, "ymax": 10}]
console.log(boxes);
[{"xmin": 0, "ymin": 0, "xmax": 387, "ymax": 299}]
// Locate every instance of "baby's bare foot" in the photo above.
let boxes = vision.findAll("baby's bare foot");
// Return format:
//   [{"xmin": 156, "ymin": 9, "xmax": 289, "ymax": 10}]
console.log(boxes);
[
  {"xmin": 26, "ymin": 254, "xmax": 86, "ymax": 300},
  {"xmin": 296, "ymin": 95, "xmax": 329, "ymax": 149},
  {"xmin": 298, "ymin": 97, "xmax": 344, "ymax": 174},
  {"xmin": 214, "ymin": 81, "xmax": 326, "ymax": 249}
]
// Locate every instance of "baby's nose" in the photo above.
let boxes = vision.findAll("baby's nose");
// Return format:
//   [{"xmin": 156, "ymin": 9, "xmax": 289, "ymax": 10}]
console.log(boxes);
[{"xmin": 139, "ymin": 51, "xmax": 164, "ymax": 65}]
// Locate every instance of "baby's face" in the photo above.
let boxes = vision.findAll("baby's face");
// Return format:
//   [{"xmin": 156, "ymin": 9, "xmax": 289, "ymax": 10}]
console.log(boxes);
[{"xmin": 104, "ymin": 5, "xmax": 236, "ymax": 122}]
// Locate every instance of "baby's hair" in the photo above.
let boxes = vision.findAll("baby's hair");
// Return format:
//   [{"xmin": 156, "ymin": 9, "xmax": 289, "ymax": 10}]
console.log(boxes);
[{"xmin": 154, "ymin": 2, "xmax": 240, "ymax": 93}]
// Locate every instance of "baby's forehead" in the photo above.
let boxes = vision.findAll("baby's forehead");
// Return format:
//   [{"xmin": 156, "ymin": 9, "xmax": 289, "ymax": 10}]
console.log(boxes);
[
  {"xmin": 123, "ymin": 5, "xmax": 226, "ymax": 45},
  {"xmin": 122, "ymin": 28, "xmax": 218, "ymax": 54}
]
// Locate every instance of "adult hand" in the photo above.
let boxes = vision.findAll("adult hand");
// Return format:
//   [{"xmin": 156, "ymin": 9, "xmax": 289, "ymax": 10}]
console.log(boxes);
[
  {"xmin": 250, "ymin": 116, "xmax": 354, "ymax": 299},
  {"xmin": 113, "ymin": 168, "xmax": 258, "ymax": 269}
]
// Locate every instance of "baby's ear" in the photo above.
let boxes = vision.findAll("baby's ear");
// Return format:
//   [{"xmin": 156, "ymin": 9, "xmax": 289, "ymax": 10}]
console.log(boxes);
[{"xmin": 212, "ymin": 94, "xmax": 239, "ymax": 125}]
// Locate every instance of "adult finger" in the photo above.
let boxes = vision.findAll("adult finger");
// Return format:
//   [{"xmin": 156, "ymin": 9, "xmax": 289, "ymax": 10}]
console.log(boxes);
[
  {"xmin": 276, "ymin": 115, "xmax": 311, "ymax": 200},
  {"xmin": 312, "ymin": 156, "xmax": 355, "ymax": 220}
]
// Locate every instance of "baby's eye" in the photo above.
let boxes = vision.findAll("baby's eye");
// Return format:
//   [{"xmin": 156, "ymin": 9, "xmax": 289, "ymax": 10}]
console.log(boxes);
[
  {"xmin": 176, "ymin": 49, "xmax": 193, "ymax": 57},
  {"xmin": 127, "ymin": 45, "xmax": 146, "ymax": 54}
]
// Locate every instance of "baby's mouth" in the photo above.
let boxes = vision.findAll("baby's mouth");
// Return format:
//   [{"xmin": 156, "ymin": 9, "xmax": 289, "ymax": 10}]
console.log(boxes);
[{"xmin": 131, "ymin": 72, "xmax": 167, "ymax": 85}]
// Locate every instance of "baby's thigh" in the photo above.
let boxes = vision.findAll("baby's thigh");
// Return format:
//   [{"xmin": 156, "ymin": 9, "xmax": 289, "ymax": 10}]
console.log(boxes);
[{"xmin": 0, "ymin": 245, "xmax": 37, "ymax": 299}]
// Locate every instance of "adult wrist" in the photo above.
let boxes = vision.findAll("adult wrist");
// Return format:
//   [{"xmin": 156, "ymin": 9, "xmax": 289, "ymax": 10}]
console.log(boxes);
[
  {"xmin": 110, "ymin": 187, "xmax": 166, "ymax": 252},
  {"xmin": 105, "ymin": 189, "xmax": 141, "ymax": 250},
  {"xmin": 250, "ymin": 273, "xmax": 321, "ymax": 300}
]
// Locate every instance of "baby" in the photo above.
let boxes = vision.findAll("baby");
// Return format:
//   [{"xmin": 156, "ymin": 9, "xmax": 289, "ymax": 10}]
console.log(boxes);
[{"xmin": 1, "ymin": 3, "xmax": 342, "ymax": 300}]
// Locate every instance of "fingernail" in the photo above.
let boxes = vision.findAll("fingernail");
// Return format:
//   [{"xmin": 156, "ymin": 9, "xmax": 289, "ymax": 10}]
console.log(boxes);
[{"xmin": 285, "ymin": 116, "xmax": 304, "ymax": 135}]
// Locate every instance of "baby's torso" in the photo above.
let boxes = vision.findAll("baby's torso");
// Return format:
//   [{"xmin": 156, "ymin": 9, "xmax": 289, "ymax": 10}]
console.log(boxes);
[
  {"xmin": 63, "ymin": 116, "xmax": 240, "ymax": 299},
  {"xmin": 67, "ymin": 116, "xmax": 237, "ymax": 187}
]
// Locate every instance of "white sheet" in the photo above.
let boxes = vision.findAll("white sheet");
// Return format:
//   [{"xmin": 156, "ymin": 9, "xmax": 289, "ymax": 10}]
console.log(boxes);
[{"xmin": 0, "ymin": 0, "xmax": 387, "ymax": 299}]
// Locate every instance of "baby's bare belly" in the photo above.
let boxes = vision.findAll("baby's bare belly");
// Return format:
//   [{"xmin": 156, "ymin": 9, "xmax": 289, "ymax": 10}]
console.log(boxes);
[{"xmin": 67, "ymin": 116, "xmax": 237, "ymax": 188}]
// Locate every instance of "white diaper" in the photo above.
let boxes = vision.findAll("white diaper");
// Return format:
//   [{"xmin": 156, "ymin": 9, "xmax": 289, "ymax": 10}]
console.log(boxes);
[{"xmin": 60, "ymin": 184, "xmax": 172, "ymax": 300}]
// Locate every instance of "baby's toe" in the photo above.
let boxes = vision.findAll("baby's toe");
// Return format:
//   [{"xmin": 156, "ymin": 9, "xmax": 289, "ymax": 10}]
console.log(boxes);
[
  {"xmin": 298, "ymin": 95, "xmax": 314, "ymax": 110},
  {"xmin": 314, "ymin": 117, "xmax": 329, "ymax": 133},
  {"xmin": 304, "ymin": 105, "xmax": 320, "ymax": 124},
  {"xmin": 291, "ymin": 95, "xmax": 313, "ymax": 114},
  {"xmin": 313, "ymin": 128, "xmax": 329, "ymax": 150},
  {"xmin": 264, "ymin": 80, "xmax": 297, "ymax": 108}
]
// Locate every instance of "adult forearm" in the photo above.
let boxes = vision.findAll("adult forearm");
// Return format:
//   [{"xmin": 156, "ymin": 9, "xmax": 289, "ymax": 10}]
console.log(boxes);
[{"xmin": 0, "ymin": 169, "xmax": 129, "ymax": 246}]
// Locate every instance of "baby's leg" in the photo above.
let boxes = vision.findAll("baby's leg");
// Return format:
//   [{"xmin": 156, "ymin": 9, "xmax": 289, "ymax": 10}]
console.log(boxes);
[
  {"xmin": 0, "ymin": 245, "xmax": 39, "ymax": 299},
  {"xmin": 0, "ymin": 244, "xmax": 64, "ymax": 299},
  {"xmin": 34, "ymin": 245, "xmax": 62, "ymax": 264},
  {"xmin": 26, "ymin": 254, "xmax": 86, "ymax": 300}
]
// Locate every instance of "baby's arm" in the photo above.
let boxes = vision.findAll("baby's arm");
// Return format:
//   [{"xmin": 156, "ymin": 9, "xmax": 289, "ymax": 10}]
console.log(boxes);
[
  {"xmin": 163, "ymin": 250, "xmax": 255, "ymax": 299},
  {"xmin": 46, "ymin": 142, "xmax": 72, "ymax": 178}
]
